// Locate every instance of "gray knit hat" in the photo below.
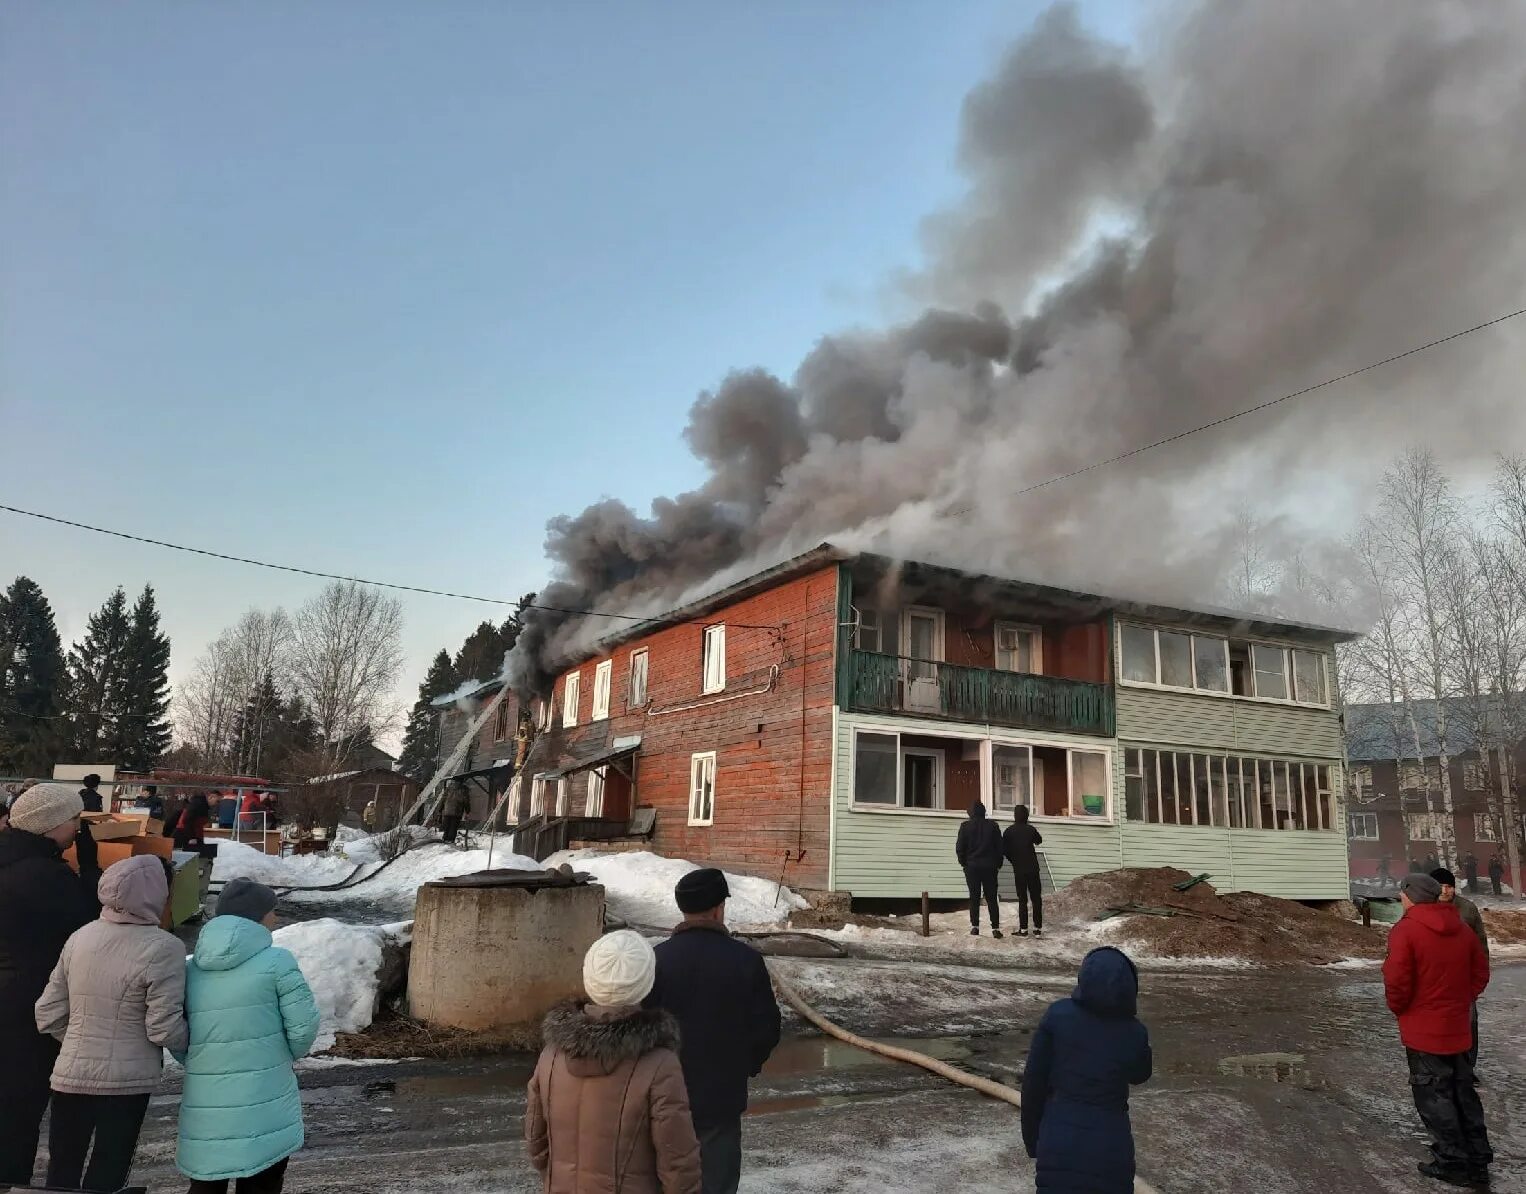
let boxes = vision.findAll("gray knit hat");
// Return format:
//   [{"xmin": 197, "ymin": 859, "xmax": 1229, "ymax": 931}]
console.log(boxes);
[
  {"xmin": 1401, "ymin": 873, "xmax": 1442, "ymax": 904},
  {"xmin": 216, "ymin": 877, "xmax": 278, "ymax": 923},
  {"xmin": 8, "ymin": 782, "xmax": 84, "ymax": 835}
]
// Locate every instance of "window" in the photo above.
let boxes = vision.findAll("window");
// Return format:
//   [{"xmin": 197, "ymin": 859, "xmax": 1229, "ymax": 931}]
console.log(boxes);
[
  {"xmin": 1124, "ymin": 748, "xmax": 1338, "ymax": 831},
  {"xmin": 688, "ymin": 752, "xmax": 716, "ymax": 825},
  {"xmin": 628, "ymin": 649, "xmax": 649, "ymax": 708},
  {"xmin": 1124, "ymin": 750, "xmax": 1145, "ymax": 822},
  {"xmin": 537, "ymin": 697, "xmax": 554, "ymax": 731},
  {"xmin": 555, "ymin": 778, "xmax": 570, "ymax": 817},
  {"xmin": 701, "ymin": 625, "xmax": 726, "ymax": 694},
  {"xmin": 493, "ymin": 696, "xmax": 511, "ymax": 742},
  {"xmin": 1069, "ymin": 751, "xmax": 1109, "ymax": 818},
  {"xmin": 994, "ymin": 623, "xmax": 1041, "ymax": 674},
  {"xmin": 562, "ymin": 672, "xmax": 581, "ymax": 728},
  {"xmin": 1193, "ymin": 636, "xmax": 1230, "ymax": 693},
  {"xmin": 586, "ymin": 767, "xmax": 605, "ymax": 817},
  {"xmin": 1462, "ymin": 759, "xmax": 1486, "ymax": 792},
  {"xmin": 901, "ymin": 748, "xmax": 943, "ymax": 809},
  {"xmin": 1251, "ymin": 645, "xmax": 1288, "ymax": 701},
  {"xmin": 992, "ymin": 744, "xmax": 1033, "ymax": 812},
  {"xmin": 529, "ymin": 777, "xmax": 546, "ymax": 818},
  {"xmin": 853, "ymin": 733, "xmax": 899, "ymax": 805},
  {"xmin": 1121, "ymin": 624, "xmax": 1157, "ymax": 683},
  {"xmin": 591, "ymin": 660, "xmax": 612, "ymax": 721},
  {"xmin": 1291, "ymin": 650, "xmax": 1327, "ymax": 705},
  {"xmin": 1406, "ymin": 812, "xmax": 1444, "ymax": 841},
  {"xmin": 1349, "ymin": 812, "xmax": 1379, "ymax": 840},
  {"xmin": 856, "ymin": 608, "xmax": 885, "ymax": 654},
  {"xmin": 1400, "ymin": 762, "xmax": 1428, "ymax": 791},
  {"xmin": 1158, "ymin": 631, "xmax": 1193, "ymax": 688},
  {"xmin": 1474, "ymin": 814, "xmax": 1499, "ymax": 842},
  {"xmin": 1350, "ymin": 765, "xmax": 1373, "ymax": 798}
]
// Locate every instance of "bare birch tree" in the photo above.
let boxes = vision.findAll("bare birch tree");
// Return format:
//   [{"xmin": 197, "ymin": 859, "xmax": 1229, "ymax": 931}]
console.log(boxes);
[
  {"xmin": 174, "ymin": 609, "xmax": 294, "ymax": 771},
  {"xmin": 288, "ymin": 582, "xmax": 404, "ymax": 772}
]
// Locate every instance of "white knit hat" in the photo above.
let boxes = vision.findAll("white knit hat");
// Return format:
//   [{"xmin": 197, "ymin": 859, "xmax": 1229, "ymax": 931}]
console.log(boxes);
[
  {"xmin": 582, "ymin": 929, "xmax": 657, "ymax": 1007},
  {"xmin": 8, "ymin": 782, "xmax": 84, "ymax": 836}
]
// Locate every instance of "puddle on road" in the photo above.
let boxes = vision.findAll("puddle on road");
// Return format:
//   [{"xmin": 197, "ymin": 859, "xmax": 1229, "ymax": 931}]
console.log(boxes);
[
  {"xmin": 748, "ymin": 1091, "xmax": 884, "ymax": 1115},
  {"xmin": 762, "ymin": 1035, "xmax": 970, "ymax": 1076},
  {"xmin": 1217, "ymin": 1052, "xmax": 1312, "ymax": 1083}
]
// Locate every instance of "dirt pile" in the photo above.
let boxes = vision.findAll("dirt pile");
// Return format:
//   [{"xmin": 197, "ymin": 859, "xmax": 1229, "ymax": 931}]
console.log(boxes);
[
  {"xmin": 327, "ymin": 1008, "xmax": 540, "ymax": 1059},
  {"xmin": 1050, "ymin": 868, "xmax": 1385, "ymax": 966},
  {"xmin": 1481, "ymin": 907, "xmax": 1526, "ymax": 946}
]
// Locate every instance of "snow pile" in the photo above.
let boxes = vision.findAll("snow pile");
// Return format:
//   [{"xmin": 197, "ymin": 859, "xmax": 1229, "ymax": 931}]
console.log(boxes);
[
  {"xmin": 211, "ymin": 840, "xmax": 356, "ymax": 887},
  {"xmin": 545, "ymin": 848, "xmax": 806, "ymax": 928},
  {"xmin": 273, "ymin": 918, "xmax": 411, "ymax": 1052}
]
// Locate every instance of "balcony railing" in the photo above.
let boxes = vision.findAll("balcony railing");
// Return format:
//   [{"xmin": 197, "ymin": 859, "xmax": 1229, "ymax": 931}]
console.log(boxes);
[{"xmin": 845, "ymin": 650, "xmax": 1115, "ymax": 738}]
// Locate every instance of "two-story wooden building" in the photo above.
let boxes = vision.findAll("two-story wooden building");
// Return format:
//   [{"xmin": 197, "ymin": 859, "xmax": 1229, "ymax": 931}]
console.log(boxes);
[{"xmin": 513, "ymin": 545, "xmax": 1358, "ymax": 902}]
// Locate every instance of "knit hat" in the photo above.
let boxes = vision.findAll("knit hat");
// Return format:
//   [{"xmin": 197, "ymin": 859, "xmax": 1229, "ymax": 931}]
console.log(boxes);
[
  {"xmin": 582, "ymin": 929, "xmax": 657, "ymax": 1007},
  {"xmin": 216, "ymin": 876, "xmax": 278, "ymax": 923},
  {"xmin": 8, "ymin": 782, "xmax": 84, "ymax": 835},
  {"xmin": 1430, "ymin": 867, "xmax": 1457, "ymax": 888},
  {"xmin": 674, "ymin": 867, "xmax": 729, "ymax": 914},
  {"xmin": 1401, "ymin": 873, "xmax": 1442, "ymax": 904}
]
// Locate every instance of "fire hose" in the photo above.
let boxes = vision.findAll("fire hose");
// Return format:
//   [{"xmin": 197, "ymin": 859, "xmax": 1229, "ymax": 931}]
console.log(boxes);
[{"xmin": 764, "ymin": 959, "xmax": 1163, "ymax": 1194}]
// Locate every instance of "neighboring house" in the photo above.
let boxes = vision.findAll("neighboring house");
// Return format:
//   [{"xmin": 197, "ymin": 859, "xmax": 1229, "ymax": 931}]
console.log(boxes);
[
  {"xmin": 1344, "ymin": 698, "xmax": 1525, "ymax": 885},
  {"xmin": 306, "ymin": 767, "xmax": 421, "ymax": 823},
  {"xmin": 431, "ymin": 678, "xmax": 526, "ymax": 826},
  {"xmin": 514, "ymin": 544, "xmax": 1357, "ymax": 902}
]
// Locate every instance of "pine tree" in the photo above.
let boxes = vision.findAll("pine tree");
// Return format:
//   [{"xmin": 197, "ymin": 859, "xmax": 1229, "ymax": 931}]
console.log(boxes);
[
  {"xmin": 0, "ymin": 576, "xmax": 68, "ymax": 775},
  {"xmin": 453, "ymin": 621, "xmax": 512, "ymax": 683},
  {"xmin": 398, "ymin": 649, "xmax": 458, "ymax": 782},
  {"xmin": 112, "ymin": 586, "xmax": 172, "ymax": 770},
  {"xmin": 63, "ymin": 586, "xmax": 133, "ymax": 757},
  {"xmin": 232, "ymin": 672, "xmax": 285, "ymax": 775}
]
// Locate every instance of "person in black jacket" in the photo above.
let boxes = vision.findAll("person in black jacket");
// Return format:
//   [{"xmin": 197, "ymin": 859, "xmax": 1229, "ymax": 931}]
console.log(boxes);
[
  {"xmin": 0, "ymin": 783, "xmax": 101, "ymax": 1187},
  {"xmin": 1003, "ymin": 805, "xmax": 1045, "ymax": 938},
  {"xmin": 645, "ymin": 867, "xmax": 781, "ymax": 1194},
  {"xmin": 955, "ymin": 800, "xmax": 1004, "ymax": 938}
]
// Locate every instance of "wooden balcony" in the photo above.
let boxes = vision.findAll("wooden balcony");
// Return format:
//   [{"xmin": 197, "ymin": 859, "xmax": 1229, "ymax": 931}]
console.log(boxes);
[{"xmin": 845, "ymin": 650, "xmax": 1115, "ymax": 738}]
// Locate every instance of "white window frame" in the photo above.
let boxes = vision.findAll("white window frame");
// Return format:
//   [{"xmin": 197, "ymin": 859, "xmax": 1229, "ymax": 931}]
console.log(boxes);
[
  {"xmin": 688, "ymin": 751, "xmax": 717, "ymax": 826},
  {"xmin": 900, "ymin": 746, "xmax": 945, "ymax": 811},
  {"xmin": 555, "ymin": 778, "xmax": 570, "ymax": 818},
  {"xmin": 530, "ymin": 777, "xmax": 546, "ymax": 818},
  {"xmin": 562, "ymin": 672, "xmax": 581, "ymax": 728},
  {"xmin": 994, "ymin": 621, "xmax": 1042, "ymax": 674},
  {"xmin": 1349, "ymin": 811, "xmax": 1379, "ymax": 840},
  {"xmin": 591, "ymin": 659, "xmax": 612, "ymax": 721},
  {"xmin": 990, "ymin": 743, "xmax": 1034, "ymax": 814},
  {"xmin": 586, "ymin": 767, "xmax": 606, "ymax": 817},
  {"xmin": 1473, "ymin": 813, "xmax": 1498, "ymax": 842},
  {"xmin": 854, "ymin": 607, "xmax": 885, "ymax": 654},
  {"xmin": 493, "ymin": 696, "xmax": 511, "ymax": 742},
  {"xmin": 701, "ymin": 625, "xmax": 727, "ymax": 695},
  {"xmin": 628, "ymin": 648, "xmax": 649, "ymax": 708},
  {"xmin": 1406, "ymin": 811, "xmax": 1443, "ymax": 842},
  {"xmin": 1117, "ymin": 621, "xmax": 1331, "ymax": 709},
  {"xmin": 1067, "ymin": 749, "xmax": 1110, "ymax": 819},
  {"xmin": 537, "ymin": 697, "xmax": 553, "ymax": 731}
]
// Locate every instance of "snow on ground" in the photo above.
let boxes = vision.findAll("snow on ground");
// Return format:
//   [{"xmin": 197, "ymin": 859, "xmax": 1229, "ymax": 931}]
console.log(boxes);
[
  {"xmin": 273, "ymin": 918, "xmax": 411, "ymax": 1051},
  {"xmin": 544, "ymin": 848, "xmax": 807, "ymax": 928}
]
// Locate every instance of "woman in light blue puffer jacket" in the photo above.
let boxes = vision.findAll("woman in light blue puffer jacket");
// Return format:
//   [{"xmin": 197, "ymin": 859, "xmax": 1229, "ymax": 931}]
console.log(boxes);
[{"xmin": 177, "ymin": 878, "xmax": 319, "ymax": 1193}]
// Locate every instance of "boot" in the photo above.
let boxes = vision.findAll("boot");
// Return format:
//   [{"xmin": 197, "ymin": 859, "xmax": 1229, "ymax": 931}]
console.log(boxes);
[
  {"xmin": 969, "ymin": 926, "xmax": 979, "ymax": 937},
  {"xmin": 992, "ymin": 929, "xmax": 1003, "ymax": 939},
  {"xmin": 1417, "ymin": 1161, "xmax": 1474, "ymax": 1188}
]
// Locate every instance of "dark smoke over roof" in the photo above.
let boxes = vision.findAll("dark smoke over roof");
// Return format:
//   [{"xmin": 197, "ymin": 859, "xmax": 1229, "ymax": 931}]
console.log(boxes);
[{"xmin": 510, "ymin": 1, "xmax": 1526, "ymax": 694}]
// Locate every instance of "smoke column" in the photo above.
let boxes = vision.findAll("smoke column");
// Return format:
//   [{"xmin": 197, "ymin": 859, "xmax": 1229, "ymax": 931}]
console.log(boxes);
[{"xmin": 511, "ymin": 0, "xmax": 1526, "ymax": 693}]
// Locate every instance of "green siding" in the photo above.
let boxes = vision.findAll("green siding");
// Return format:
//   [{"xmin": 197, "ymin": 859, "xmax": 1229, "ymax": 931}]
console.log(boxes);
[
  {"xmin": 1115, "ymin": 686, "xmax": 1344, "ymax": 756},
  {"xmin": 1119, "ymin": 824, "xmax": 1349, "ymax": 899}
]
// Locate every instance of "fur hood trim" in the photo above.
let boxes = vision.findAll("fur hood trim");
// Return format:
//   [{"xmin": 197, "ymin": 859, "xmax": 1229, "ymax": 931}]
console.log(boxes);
[{"xmin": 542, "ymin": 1001, "xmax": 681, "ymax": 1066}]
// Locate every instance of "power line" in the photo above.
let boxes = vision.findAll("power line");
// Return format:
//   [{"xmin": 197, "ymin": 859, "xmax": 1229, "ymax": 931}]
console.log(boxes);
[
  {"xmin": 946, "ymin": 305, "xmax": 1526, "ymax": 515},
  {"xmin": 0, "ymin": 504, "xmax": 780, "ymax": 630}
]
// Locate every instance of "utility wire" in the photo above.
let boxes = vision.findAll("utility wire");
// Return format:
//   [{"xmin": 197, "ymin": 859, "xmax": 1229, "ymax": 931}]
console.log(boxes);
[{"xmin": 945, "ymin": 305, "xmax": 1526, "ymax": 515}]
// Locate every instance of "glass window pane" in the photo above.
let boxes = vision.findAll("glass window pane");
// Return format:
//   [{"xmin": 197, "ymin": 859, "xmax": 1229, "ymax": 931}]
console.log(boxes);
[
  {"xmin": 1142, "ymin": 750, "xmax": 1160, "ymax": 823},
  {"xmin": 1159, "ymin": 752, "xmax": 1179, "ymax": 824},
  {"xmin": 993, "ymin": 745, "xmax": 1032, "ymax": 812},
  {"xmin": 903, "ymin": 753, "xmax": 938, "ymax": 809},
  {"xmin": 1226, "ymin": 758, "xmax": 1245, "ymax": 829},
  {"xmin": 1121, "ymin": 625, "xmax": 1156, "ymax": 683},
  {"xmin": 1271, "ymin": 761, "xmax": 1294, "ymax": 830},
  {"xmin": 1252, "ymin": 645, "xmax": 1288, "ymax": 700},
  {"xmin": 1193, "ymin": 636, "xmax": 1229, "ymax": 692},
  {"xmin": 854, "ymin": 733, "xmax": 898, "ymax": 805},
  {"xmin": 1293, "ymin": 650, "xmax": 1327, "ymax": 704},
  {"xmin": 1125, "ymin": 750, "xmax": 1144, "ymax": 821},
  {"xmin": 1193, "ymin": 754, "xmax": 1213, "ymax": 826},
  {"xmin": 1257, "ymin": 759, "xmax": 1277, "ymax": 829},
  {"xmin": 1159, "ymin": 631, "xmax": 1193, "ymax": 687},
  {"xmin": 1071, "ymin": 751, "xmax": 1108, "ymax": 817}
]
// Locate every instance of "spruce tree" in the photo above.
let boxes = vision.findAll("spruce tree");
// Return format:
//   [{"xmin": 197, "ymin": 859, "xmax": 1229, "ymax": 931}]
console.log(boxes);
[
  {"xmin": 112, "ymin": 585, "xmax": 172, "ymax": 770},
  {"xmin": 232, "ymin": 672, "xmax": 284, "ymax": 775},
  {"xmin": 0, "ymin": 576, "xmax": 68, "ymax": 774},
  {"xmin": 453, "ymin": 621, "xmax": 512, "ymax": 683},
  {"xmin": 64, "ymin": 586, "xmax": 133, "ymax": 758},
  {"xmin": 398, "ymin": 649, "xmax": 458, "ymax": 782}
]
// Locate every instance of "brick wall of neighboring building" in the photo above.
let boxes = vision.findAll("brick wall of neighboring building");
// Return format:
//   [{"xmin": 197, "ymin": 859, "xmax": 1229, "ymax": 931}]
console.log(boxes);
[{"xmin": 531, "ymin": 564, "xmax": 841, "ymax": 892}]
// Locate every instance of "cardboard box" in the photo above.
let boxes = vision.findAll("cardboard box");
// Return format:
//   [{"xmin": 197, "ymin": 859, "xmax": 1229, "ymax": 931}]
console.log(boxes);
[
  {"xmin": 83, "ymin": 812, "xmax": 148, "ymax": 842},
  {"xmin": 131, "ymin": 835, "xmax": 174, "ymax": 860}
]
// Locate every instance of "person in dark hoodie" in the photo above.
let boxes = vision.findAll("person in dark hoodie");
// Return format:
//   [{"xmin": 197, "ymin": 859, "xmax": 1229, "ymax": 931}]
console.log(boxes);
[
  {"xmin": 1384, "ymin": 872, "xmax": 1491, "ymax": 1187},
  {"xmin": 1021, "ymin": 947, "xmax": 1152, "ymax": 1193},
  {"xmin": 0, "ymin": 783, "xmax": 101, "ymax": 1186},
  {"xmin": 1002, "ymin": 806, "xmax": 1045, "ymax": 938},
  {"xmin": 955, "ymin": 800, "xmax": 1005, "ymax": 937}
]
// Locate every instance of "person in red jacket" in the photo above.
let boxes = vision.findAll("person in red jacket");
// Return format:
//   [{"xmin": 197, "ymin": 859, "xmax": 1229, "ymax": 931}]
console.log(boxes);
[{"xmin": 1383, "ymin": 872, "xmax": 1492, "ymax": 1187}]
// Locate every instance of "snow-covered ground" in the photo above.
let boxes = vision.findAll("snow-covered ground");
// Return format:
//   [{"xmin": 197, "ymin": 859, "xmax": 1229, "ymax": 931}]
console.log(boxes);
[
  {"xmin": 272, "ymin": 918, "xmax": 411, "ymax": 1051},
  {"xmin": 546, "ymin": 848, "xmax": 807, "ymax": 929}
]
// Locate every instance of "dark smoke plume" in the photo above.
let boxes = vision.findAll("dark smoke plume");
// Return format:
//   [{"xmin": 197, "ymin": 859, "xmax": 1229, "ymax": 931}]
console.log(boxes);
[{"xmin": 510, "ymin": 0, "xmax": 1526, "ymax": 693}]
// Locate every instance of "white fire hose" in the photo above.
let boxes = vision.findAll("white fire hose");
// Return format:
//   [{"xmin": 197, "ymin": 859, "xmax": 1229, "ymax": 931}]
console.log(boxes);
[{"xmin": 766, "ymin": 961, "xmax": 1163, "ymax": 1194}]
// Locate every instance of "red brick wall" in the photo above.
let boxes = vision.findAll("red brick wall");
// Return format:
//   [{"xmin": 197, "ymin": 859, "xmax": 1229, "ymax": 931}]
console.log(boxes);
[{"xmin": 538, "ymin": 565, "xmax": 841, "ymax": 891}]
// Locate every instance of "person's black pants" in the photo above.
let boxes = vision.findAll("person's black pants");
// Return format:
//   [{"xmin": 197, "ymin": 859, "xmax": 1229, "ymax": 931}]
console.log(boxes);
[
  {"xmin": 1491, "ymin": 877, "xmax": 1503, "ymax": 896},
  {"xmin": 1467, "ymin": 1002, "xmax": 1479, "ymax": 1071},
  {"xmin": 1407, "ymin": 1048, "xmax": 1492, "ymax": 1173},
  {"xmin": 964, "ymin": 869, "xmax": 999, "ymax": 929},
  {"xmin": 46, "ymin": 1090, "xmax": 151, "ymax": 1193},
  {"xmin": 187, "ymin": 1157, "xmax": 290, "ymax": 1193},
  {"xmin": 1013, "ymin": 867, "xmax": 1043, "ymax": 931},
  {"xmin": 695, "ymin": 1119, "xmax": 741, "ymax": 1194},
  {"xmin": 441, "ymin": 814, "xmax": 463, "ymax": 844},
  {"xmin": 0, "ymin": 1031, "xmax": 60, "ymax": 1186}
]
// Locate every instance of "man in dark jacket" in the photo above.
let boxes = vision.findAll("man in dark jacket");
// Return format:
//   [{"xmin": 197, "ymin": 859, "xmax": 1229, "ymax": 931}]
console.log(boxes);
[
  {"xmin": 1384, "ymin": 873, "xmax": 1491, "ymax": 1186},
  {"xmin": 1021, "ymin": 947, "xmax": 1152, "ymax": 1192},
  {"xmin": 1003, "ymin": 806, "xmax": 1045, "ymax": 938},
  {"xmin": 646, "ymin": 867, "xmax": 781, "ymax": 1194},
  {"xmin": 1487, "ymin": 853, "xmax": 1504, "ymax": 897},
  {"xmin": 1433, "ymin": 867, "xmax": 1489, "ymax": 1073},
  {"xmin": 955, "ymin": 800, "xmax": 1004, "ymax": 938},
  {"xmin": 0, "ymin": 783, "xmax": 101, "ymax": 1186},
  {"xmin": 78, "ymin": 773, "xmax": 104, "ymax": 813}
]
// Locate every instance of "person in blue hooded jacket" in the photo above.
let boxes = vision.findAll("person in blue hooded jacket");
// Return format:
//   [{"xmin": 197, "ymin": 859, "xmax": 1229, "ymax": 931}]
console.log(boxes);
[
  {"xmin": 1020, "ymin": 947, "xmax": 1152, "ymax": 1193},
  {"xmin": 176, "ymin": 878, "xmax": 320, "ymax": 1193}
]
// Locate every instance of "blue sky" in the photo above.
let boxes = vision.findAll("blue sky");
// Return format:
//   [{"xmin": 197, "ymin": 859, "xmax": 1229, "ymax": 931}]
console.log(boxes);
[{"xmin": 1, "ymin": 1, "xmax": 1138, "ymax": 739}]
